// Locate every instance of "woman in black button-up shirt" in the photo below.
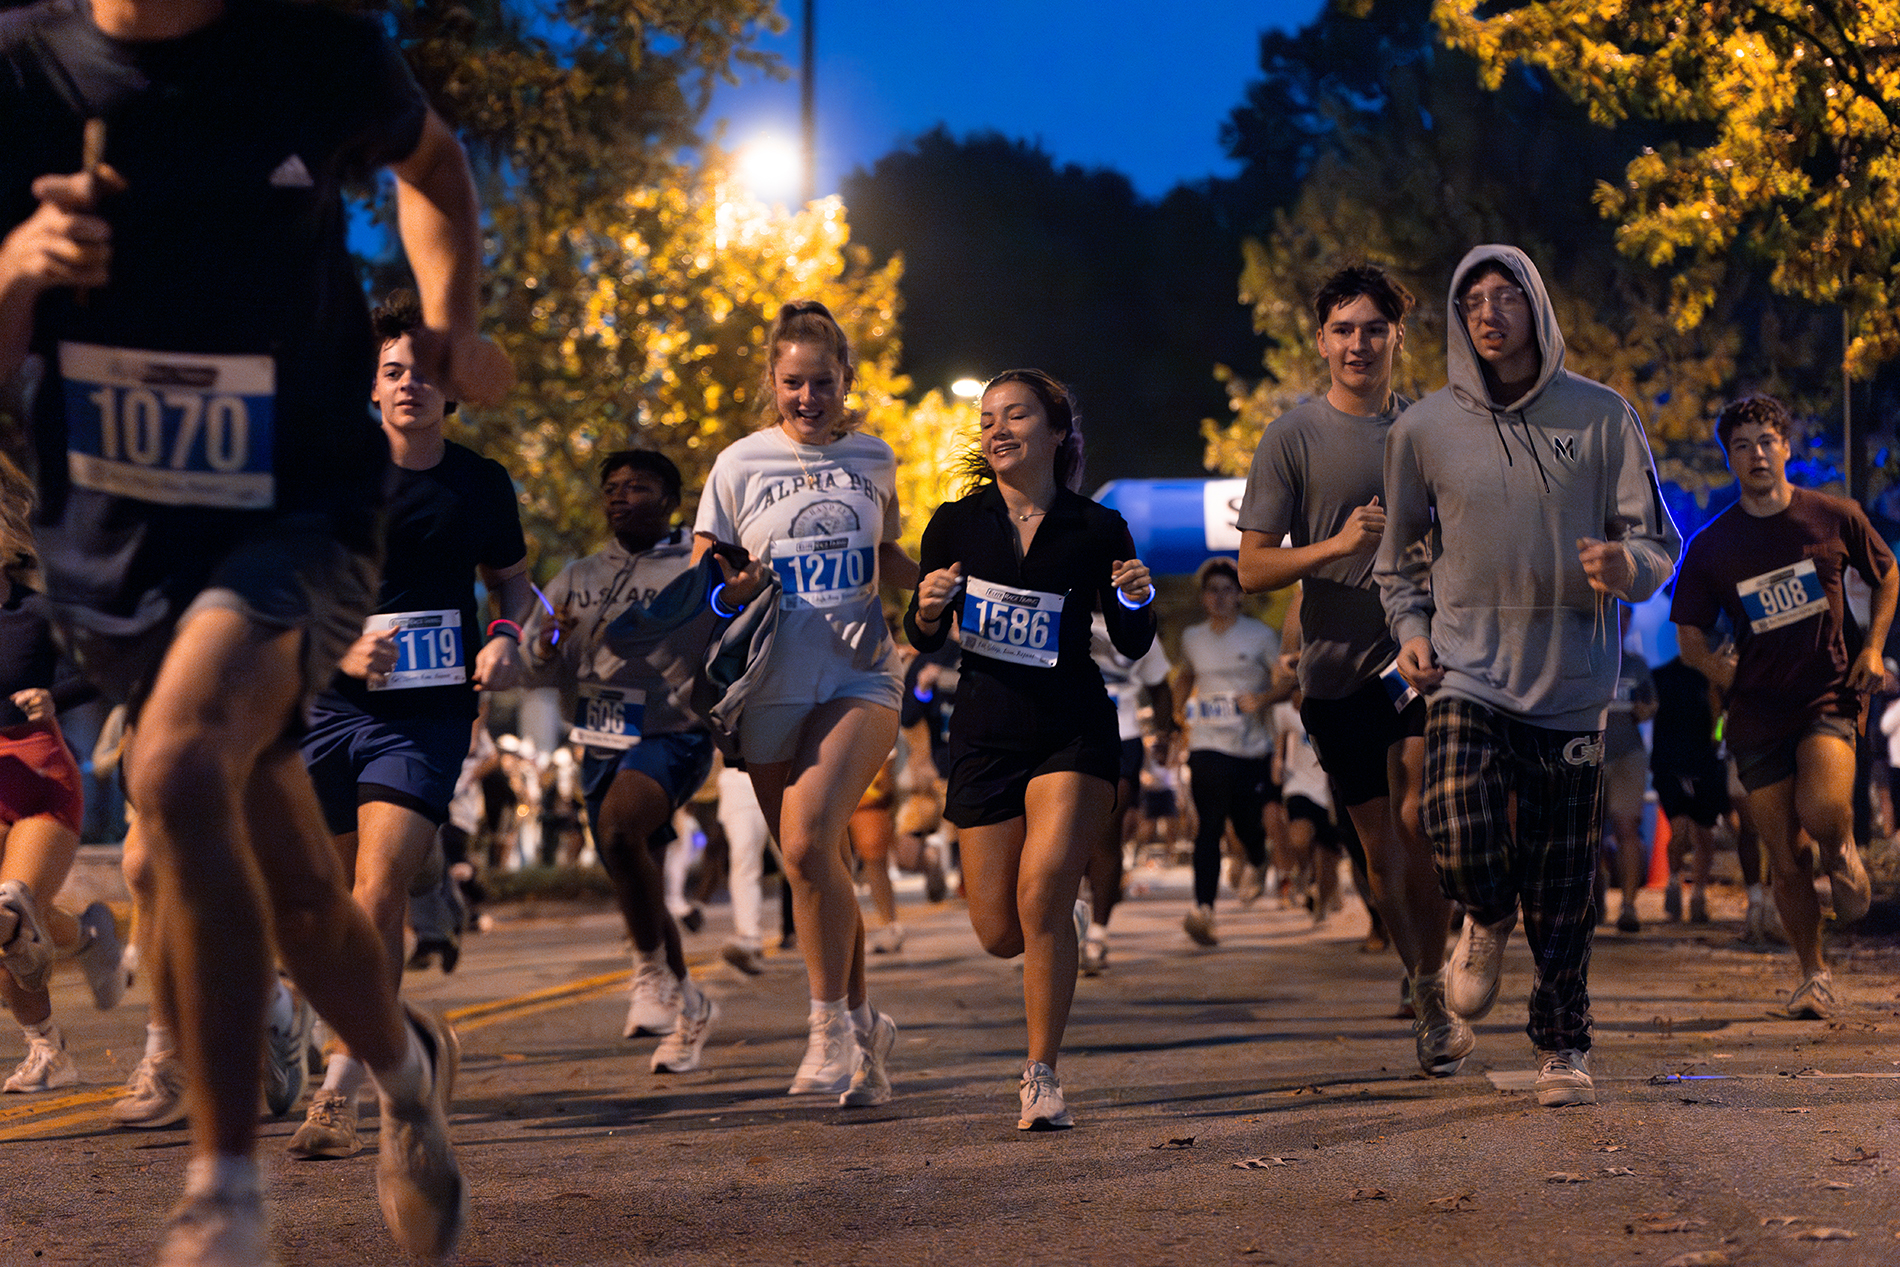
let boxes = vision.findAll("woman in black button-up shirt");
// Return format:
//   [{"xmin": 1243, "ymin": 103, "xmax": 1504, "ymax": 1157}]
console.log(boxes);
[{"xmin": 906, "ymin": 369, "xmax": 1154, "ymax": 1131}]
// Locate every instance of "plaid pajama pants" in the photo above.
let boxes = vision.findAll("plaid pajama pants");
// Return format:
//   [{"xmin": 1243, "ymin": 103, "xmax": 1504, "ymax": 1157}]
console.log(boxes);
[{"xmin": 1423, "ymin": 696, "xmax": 1604, "ymax": 1053}]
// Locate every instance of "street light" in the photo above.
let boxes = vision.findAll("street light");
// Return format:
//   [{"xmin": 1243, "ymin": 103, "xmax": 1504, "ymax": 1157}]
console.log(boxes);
[
  {"xmin": 737, "ymin": 133, "xmax": 804, "ymax": 206},
  {"xmin": 950, "ymin": 378, "xmax": 983, "ymax": 399}
]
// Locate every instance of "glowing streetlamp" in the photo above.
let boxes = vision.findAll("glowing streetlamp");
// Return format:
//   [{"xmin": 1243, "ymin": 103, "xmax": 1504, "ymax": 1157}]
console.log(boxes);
[
  {"xmin": 737, "ymin": 133, "xmax": 804, "ymax": 207},
  {"xmin": 950, "ymin": 378, "xmax": 984, "ymax": 400}
]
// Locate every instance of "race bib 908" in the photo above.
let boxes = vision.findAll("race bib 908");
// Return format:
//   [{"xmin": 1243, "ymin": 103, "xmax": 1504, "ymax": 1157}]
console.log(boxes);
[
  {"xmin": 61, "ymin": 342, "xmax": 275, "ymax": 509},
  {"xmin": 365, "ymin": 610, "xmax": 465, "ymax": 691},
  {"xmin": 1737, "ymin": 558, "xmax": 1826, "ymax": 634},
  {"xmin": 571, "ymin": 683, "xmax": 645, "ymax": 750},
  {"xmin": 960, "ymin": 578, "xmax": 1064, "ymax": 668}
]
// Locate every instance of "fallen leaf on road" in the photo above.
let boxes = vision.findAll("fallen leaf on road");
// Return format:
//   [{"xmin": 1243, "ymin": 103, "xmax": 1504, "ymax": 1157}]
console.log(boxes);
[
  {"xmin": 1830, "ymin": 1146, "xmax": 1879, "ymax": 1165},
  {"xmin": 1232, "ymin": 1156, "xmax": 1301, "ymax": 1169},
  {"xmin": 1151, "ymin": 1137, "xmax": 1195, "ymax": 1150},
  {"xmin": 1426, "ymin": 1190, "xmax": 1475, "ymax": 1212},
  {"xmin": 1603, "ymin": 1167, "xmax": 1636, "ymax": 1177},
  {"xmin": 1238, "ymin": 1247, "xmax": 1260, "ymax": 1256},
  {"xmin": 746, "ymin": 1156, "xmax": 770, "ymax": 1166},
  {"xmin": 1661, "ymin": 1252, "xmax": 1732, "ymax": 1267},
  {"xmin": 1595, "ymin": 1143, "xmax": 1626, "ymax": 1152},
  {"xmin": 1629, "ymin": 1215, "xmax": 1708, "ymax": 1234},
  {"xmin": 1546, "ymin": 1172, "xmax": 1588, "ymax": 1184},
  {"xmin": 1817, "ymin": 1180, "xmax": 1853, "ymax": 1190},
  {"xmin": 1781, "ymin": 1107, "xmax": 1813, "ymax": 1114},
  {"xmin": 1350, "ymin": 1188, "xmax": 1389, "ymax": 1201},
  {"xmin": 1794, "ymin": 1228, "xmax": 1858, "ymax": 1241}
]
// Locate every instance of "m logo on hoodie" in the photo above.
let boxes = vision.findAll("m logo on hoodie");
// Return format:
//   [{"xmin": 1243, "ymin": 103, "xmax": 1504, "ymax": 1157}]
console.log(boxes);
[{"xmin": 1552, "ymin": 436, "xmax": 1577, "ymax": 461}]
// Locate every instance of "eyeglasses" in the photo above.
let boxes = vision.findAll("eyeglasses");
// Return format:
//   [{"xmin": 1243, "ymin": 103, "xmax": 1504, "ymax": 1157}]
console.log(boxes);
[{"xmin": 1459, "ymin": 285, "xmax": 1527, "ymax": 319}]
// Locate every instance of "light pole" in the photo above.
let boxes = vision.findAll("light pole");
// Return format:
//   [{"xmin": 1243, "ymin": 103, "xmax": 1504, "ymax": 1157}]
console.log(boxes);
[{"xmin": 800, "ymin": 0, "xmax": 815, "ymax": 204}]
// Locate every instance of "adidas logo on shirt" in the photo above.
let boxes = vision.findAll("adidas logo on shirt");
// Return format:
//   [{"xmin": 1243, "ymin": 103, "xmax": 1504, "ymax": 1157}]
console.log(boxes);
[{"xmin": 268, "ymin": 155, "xmax": 314, "ymax": 188}]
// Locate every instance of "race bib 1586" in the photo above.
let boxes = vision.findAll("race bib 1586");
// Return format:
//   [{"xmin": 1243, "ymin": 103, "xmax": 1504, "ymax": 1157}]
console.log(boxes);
[
  {"xmin": 772, "ymin": 530, "xmax": 876, "ymax": 610},
  {"xmin": 960, "ymin": 578, "xmax": 1064, "ymax": 668},
  {"xmin": 365, "ymin": 610, "xmax": 465, "ymax": 691},
  {"xmin": 571, "ymin": 683, "xmax": 645, "ymax": 750},
  {"xmin": 1737, "ymin": 557, "xmax": 1826, "ymax": 634},
  {"xmin": 60, "ymin": 342, "xmax": 274, "ymax": 509}
]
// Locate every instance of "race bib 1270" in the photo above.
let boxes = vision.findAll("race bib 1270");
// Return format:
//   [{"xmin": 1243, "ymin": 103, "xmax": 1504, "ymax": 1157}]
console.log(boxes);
[
  {"xmin": 570, "ymin": 683, "xmax": 645, "ymax": 750},
  {"xmin": 960, "ymin": 578, "xmax": 1064, "ymax": 668},
  {"xmin": 365, "ymin": 610, "xmax": 465, "ymax": 691},
  {"xmin": 60, "ymin": 343, "xmax": 274, "ymax": 509},
  {"xmin": 772, "ymin": 529, "xmax": 876, "ymax": 610},
  {"xmin": 1737, "ymin": 557, "xmax": 1826, "ymax": 634}
]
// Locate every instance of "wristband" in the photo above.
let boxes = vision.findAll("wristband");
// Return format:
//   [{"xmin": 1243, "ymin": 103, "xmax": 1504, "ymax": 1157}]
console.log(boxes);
[
  {"xmin": 710, "ymin": 583, "xmax": 742, "ymax": 619},
  {"xmin": 486, "ymin": 618, "xmax": 523, "ymax": 642},
  {"xmin": 1116, "ymin": 587, "xmax": 1154, "ymax": 610}
]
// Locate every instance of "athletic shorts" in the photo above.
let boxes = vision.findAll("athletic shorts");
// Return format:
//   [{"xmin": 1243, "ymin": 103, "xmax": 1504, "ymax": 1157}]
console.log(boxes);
[
  {"xmin": 1117, "ymin": 737, "xmax": 1144, "ymax": 784},
  {"xmin": 1651, "ymin": 765, "xmax": 1729, "ymax": 828},
  {"xmin": 1284, "ymin": 792, "xmax": 1335, "ymax": 843},
  {"xmin": 580, "ymin": 730, "xmax": 716, "ymax": 821},
  {"xmin": 737, "ymin": 670, "xmax": 903, "ymax": 766},
  {"xmin": 1602, "ymin": 748, "xmax": 1649, "ymax": 820},
  {"xmin": 302, "ymin": 704, "xmax": 472, "ymax": 836},
  {"xmin": 944, "ymin": 728, "xmax": 1121, "ymax": 829},
  {"xmin": 0, "ymin": 721, "xmax": 84, "ymax": 835},
  {"xmin": 51, "ymin": 513, "xmax": 377, "ymax": 732},
  {"xmin": 1300, "ymin": 676, "xmax": 1427, "ymax": 809},
  {"xmin": 1730, "ymin": 714, "xmax": 1859, "ymax": 793},
  {"xmin": 1140, "ymin": 788, "xmax": 1177, "ymax": 819}
]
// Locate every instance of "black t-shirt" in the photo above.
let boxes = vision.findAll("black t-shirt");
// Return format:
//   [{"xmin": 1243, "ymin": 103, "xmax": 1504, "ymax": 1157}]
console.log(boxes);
[
  {"xmin": 1648, "ymin": 657, "xmax": 1721, "ymax": 777},
  {"xmin": 0, "ymin": 0, "xmax": 428, "ymax": 623},
  {"xmin": 317, "ymin": 442, "xmax": 526, "ymax": 722},
  {"xmin": 0, "ymin": 582, "xmax": 95, "ymax": 727},
  {"xmin": 904, "ymin": 483, "xmax": 1154, "ymax": 753}
]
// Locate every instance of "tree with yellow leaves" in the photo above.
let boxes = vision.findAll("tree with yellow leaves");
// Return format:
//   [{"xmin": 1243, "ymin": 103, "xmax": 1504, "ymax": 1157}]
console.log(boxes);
[{"xmin": 1435, "ymin": 0, "xmax": 1900, "ymax": 377}]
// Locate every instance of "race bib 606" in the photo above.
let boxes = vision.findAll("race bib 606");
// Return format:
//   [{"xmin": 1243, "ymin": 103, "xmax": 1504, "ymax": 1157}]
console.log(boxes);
[
  {"xmin": 365, "ymin": 610, "xmax": 465, "ymax": 691},
  {"xmin": 61, "ymin": 343, "xmax": 274, "ymax": 509},
  {"xmin": 772, "ymin": 530, "xmax": 876, "ymax": 610},
  {"xmin": 1737, "ymin": 558, "xmax": 1826, "ymax": 634},
  {"xmin": 571, "ymin": 683, "xmax": 645, "ymax": 750},
  {"xmin": 960, "ymin": 578, "xmax": 1064, "ymax": 668}
]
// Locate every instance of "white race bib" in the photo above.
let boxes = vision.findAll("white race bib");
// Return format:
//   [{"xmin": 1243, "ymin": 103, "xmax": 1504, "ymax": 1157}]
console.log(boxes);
[
  {"xmin": 960, "ymin": 578, "xmax": 1065, "ymax": 668},
  {"xmin": 1188, "ymin": 691, "xmax": 1242, "ymax": 723},
  {"xmin": 365, "ymin": 610, "xmax": 465, "ymax": 691},
  {"xmin": 771, "ymin": 528, "xmax": 876, "ymax": 610},
  {"xmin": 570, "ymin": 683, "xmax": 645, "ymax": 750},
  {"xmin": 1737, "ymin": 557, "xmax": 1826, "ymax": 634},
  {"xmin": 61, "ymin": 342, "xmax": 274, "ymax": 509}
]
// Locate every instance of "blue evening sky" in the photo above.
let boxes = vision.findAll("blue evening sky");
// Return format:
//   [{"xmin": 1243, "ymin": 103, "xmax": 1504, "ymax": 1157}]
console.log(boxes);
[{"xmin": 708, "ymin": 1, "xmax": 1327, "ymax": 201}]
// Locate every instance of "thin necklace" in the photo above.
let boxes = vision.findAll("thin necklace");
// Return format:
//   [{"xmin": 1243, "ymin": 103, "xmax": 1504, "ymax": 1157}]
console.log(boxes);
[{"xmin": 1016, "ymin": 509, "xmax": 1046, "ymax": 522}]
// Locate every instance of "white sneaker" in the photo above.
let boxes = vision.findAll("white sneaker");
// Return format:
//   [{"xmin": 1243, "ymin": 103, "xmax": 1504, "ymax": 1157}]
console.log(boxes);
[
  {"xmin": 651, "ymin": 987, "xmax": 718, "ymax": 1073},
  {"xmin": 75, "ymin": 902, "xmax": 129, "ymax": 1010},
  {"xmin": 789, "ymin": 1008, "xmax": 858, "ymax": 1095},
  {"xmin": 1824, "ymin": 840, "xmax": 1871, "ymax": 923},
  {"xmin": 840, "ymin": 1011, "xmax": 896, "ymax": 1107},
  {"xmin": 375, "ymin": 1004, "xmax": 465, "ymax": 1261},
  {"xmin": 1182, "ymin": 904, "xmax": 1217, "ymax": 946},
  {"xmin": 624, "ymin": 961, "xmax": 681, "ymax": 1037},
  {"xmin": 1017, "ymin": 1061, "xmax": 1074, "ymax": 1130},
  {"xmin": 869, "ymin": 922, "xmax": 906, "ymax": 954},
  {"xmin": 263, "ymin": 985, "xmax": 315, "ymax": 1118},
  {"xmin": 1533, "ymin": 1047, "xmax": 1596, "ymax": 1107},
  {"xmin": 155, "ymin": 1186, "xmax": 268, "ymax": 1267},
  {"xmin": 1080, "ymin": 936, "xmax": 1109, "ymax": 977},
  {"xmin": 113, "ymin": 1051, "xmax": 189, "ymax": 1128},
  {"xmin": 1786, "ymin": 971, "xmax": 1838, "ymax": 1020},
  {"xmin": 1411, "ymin": 970, "xmax": 1476, "ymax": 1077},
  {"xmin": 1071, "ymin": 899, "xmax": 1089, "ymax": 955},
  {"xmin": 5, "ymin": 1029, "xmax": 77, "ymax": 1093},
  {"xmin": 1446, "ymin": 909, "xmax": 1516, "ymax": 1020},
  {"xmin": 0, "ymin": 880, "xmax": 52, "ymax": 993}
]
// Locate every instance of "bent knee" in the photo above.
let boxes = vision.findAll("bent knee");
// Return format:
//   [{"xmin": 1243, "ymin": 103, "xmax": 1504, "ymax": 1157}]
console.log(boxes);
[
  {"xmin": 126, "ymin": 739, "xmax": 242, "ymax": 838},
  {"xmin": 975, "ymin": 924, "xmax": 1025, "ymax": 959}
]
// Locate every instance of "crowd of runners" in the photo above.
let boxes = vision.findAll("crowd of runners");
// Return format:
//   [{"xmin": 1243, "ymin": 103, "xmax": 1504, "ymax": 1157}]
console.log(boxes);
[{"xmin": 0, "ymin": 2, "xmax": 1894, "ymax": 1264}]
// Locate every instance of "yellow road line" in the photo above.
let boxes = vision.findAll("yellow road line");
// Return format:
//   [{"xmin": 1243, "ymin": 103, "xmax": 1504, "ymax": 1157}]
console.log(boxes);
[
  {"xmin": 453, "ymin": 981, "xmax": 628, "ymax": 1034},
  {"xmin": 444, "ymin": 967, "xmax": 630, "ymax": 1024},
  {"xmin": 0, "ymin": 1086, "xmax": 122, "ymax": 1125}
]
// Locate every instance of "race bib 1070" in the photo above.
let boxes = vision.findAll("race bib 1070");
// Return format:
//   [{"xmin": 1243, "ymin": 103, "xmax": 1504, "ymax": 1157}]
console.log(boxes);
[
  {"xmin": 60, "ymin": 343, "xmax": 275, "ymax": 509},
  {"xmin": 1737, "ymin": 557, "xmax": 1826, "ymax": 634},
  {"xmin": 772, "ymin": 529, "xmax": 876, "ymax": 610},
  {"xmin": 571, "ymin": 683, "xmax": 645, "ymax": 750},
  {"xmin": 365, "ymin": 610, "xmax": 465, "ymax": 691},
  {"xmin": 960, "ymin": 578, "xmax": 1064, "ymax": 668}
]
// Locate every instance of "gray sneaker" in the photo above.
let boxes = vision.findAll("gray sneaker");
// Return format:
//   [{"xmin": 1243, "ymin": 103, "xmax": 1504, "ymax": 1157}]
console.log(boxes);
[
  {"xmin": 1533, "ymin": 1047, "xmax": 1596, "ymax": 1107},
  {"xmin": 1823, "ymin": 841, "xmax": 1871, "ymax": 923},
  {"xmin": 839, "ymin": 1011, "xmax": 896, "ymax": 1107},
  {"xmin": 112, "ymin": 1051, "xmax": 188, "ymax": 1129},
  {"xmin": 154, "ymin": 1185, "xmax": 267, "ymax": 1267},
  {"xmin": 263, "ymin": 985, "xmax": 315, "ymax": 1118},
  {"xmin": 375, "ymin": 1004, "xmax": 465, "ymax": 1260},
  {"xmin": 1785, "ymin": 971, "xmax": 1837, "ymax": 1020},
  {"xmin": 288, "ymin": 1088, "xmax": 360, "ymax": 1159},
  {"xmin": 0, "ymin": 880, "xmax": 52, "ymax": 993},
  {"xmin": 625, "ymin": 961, "xmax": 681, "ymax": 1037},
  {"xmin": 1183, "ymin": 904, "xmax": 1217, "ymax": 947},
  {"xmin": 1411, "ymin": 970, "xmax": 1475, "ymax": 1077},
  {"xmin": 1446, "ymin": 909, "xmax": 1516, "ymax": 1020},
  {"xmin": 1017, "ymin": 1061, "xmax": 1074, "ymax": 1130},
  {"xmin": 75, "ymin": 903, "xmax": 129, "ymax": 1010},
  {"xmin": 650, "ymin": 987, "xmax": 718, "ymax": 1074}
]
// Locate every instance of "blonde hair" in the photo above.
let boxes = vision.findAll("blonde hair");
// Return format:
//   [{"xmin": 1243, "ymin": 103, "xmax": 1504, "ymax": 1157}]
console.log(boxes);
[{"xmin": 0, "ymin": 452, "xmax": 40, "ymax": 589}]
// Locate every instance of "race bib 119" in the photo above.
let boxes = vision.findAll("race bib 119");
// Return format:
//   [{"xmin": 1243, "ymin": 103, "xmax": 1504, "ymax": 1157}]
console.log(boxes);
[
  {"xmin": 61, "ymin": 342, "xmax": 274, "ymax": 509},
  {"xmin": 365, "ymin": 610, "xmax": 465, "ymax": 691},
  {"xmin": 571, "ymin": 683, "xmax": 645, "ymax": 750},
  {"xmin": 1737, "ymin": 557, "xmax": 1826, "ymax": 634},
  {"xmin": 960, "ymin": 578, "xmax": 1064, "ymax": 668},
  {"xmin": 772, "ymin": 529, "xmax": 876, "ymax": 610}
]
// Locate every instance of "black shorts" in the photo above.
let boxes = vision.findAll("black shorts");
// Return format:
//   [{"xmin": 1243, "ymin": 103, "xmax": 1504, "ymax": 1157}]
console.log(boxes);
[
  {"xmin": 945, "ymin": 728, "xmax": 1121, "ymax": 829},
  {"xmin": 1117, "ymin": 737, "xmax": 1144, "ymax": 784},
  {"xmin": 1300, "ymin": 675, "xmax": 1426, "ymax": 808},
  {"xmin": 1141, "ymin": 788, "xmax": 1177, "ymax": 819},
  {"xmin": 1285, "ymin": 792, "xmax": 1335, "ymax": 844},
  {"xmin": 1651, "ymin": 765, "xmax": 1729, "ymax": 828}
]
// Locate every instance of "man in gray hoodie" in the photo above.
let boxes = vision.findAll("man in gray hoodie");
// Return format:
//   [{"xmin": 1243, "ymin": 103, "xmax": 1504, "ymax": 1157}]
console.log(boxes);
[{"xmin": 1375, "ymin": 245, "xmax": 1680, "ymax": 1106}]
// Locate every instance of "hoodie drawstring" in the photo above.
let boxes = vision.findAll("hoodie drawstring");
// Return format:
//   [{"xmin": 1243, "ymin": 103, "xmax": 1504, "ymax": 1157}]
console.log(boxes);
[{"xmin": 1490, "ymin": 407, "xmax": 1553, "ymax": 495}]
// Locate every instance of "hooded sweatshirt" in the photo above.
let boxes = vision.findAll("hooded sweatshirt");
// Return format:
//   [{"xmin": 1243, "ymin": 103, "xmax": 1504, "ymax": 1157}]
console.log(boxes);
[{"xmin": 1374, "ymin": 245, "xmax": 1680, "ymax": 731}]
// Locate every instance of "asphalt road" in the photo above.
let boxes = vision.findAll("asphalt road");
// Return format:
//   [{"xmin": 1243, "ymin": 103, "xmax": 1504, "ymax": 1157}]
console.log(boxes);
[{"xmin": 4, "ymin": 867, "xmax": 1898, "ymax": 1266}]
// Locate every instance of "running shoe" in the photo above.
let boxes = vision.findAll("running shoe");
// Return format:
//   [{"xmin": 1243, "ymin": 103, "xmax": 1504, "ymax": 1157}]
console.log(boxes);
[
  {"xmin": 375, "ymin": 1003, "xmax": 465, "ymax": 1261},
  {"xmin": 1741, "ymin": 895, "xmax": 1767, "ymax": 947},
  {"xmin": 721, "ymin": 942, "xmax": 766, "ymax": 976},
  {"xmin": 1182, "ymin": 904, "xmax": 1217, "ymax": 947},
  {"xmin": 624, "ymin": 961, "xmax": 681, "ymax": 1038},
  {"xmin": 75, "ymin": 902, "xmax": 129, "ymax": 1010},
  {"xmin": 155, "ymin": 1186, "xmax": 267, "ymax": 1267},
  {"xmin": 1410, "ymin": 970, "xmax": 1475, "ymax": 1077},
  {"xmin": 1236, "ymin": 864, "xmax": 1265, "ymax": 907},
  {"xmin": 408, "ymin": 936, "xmax": 461, "ymax": 974},
  {"xmin": 1823, "ymin": 840, "xmax": 1871, "ymax": 924},
  {"xmin": 1615, "ymin": 905, "xmax": 1640, "ymax": 934},
  {"xmin": 1687, "ymin": 890, "xmax": 1710, "ymax": 925},
  {"xmin": 112, "ymin": 1051, "xmax": 188, "ymax": 1128},
  {"xmin": 1071, "ymin": 898, "xmax": 1089, "ymax": 955},
  {"xmin": 263, "ymin": 985, "xmax": 315, "ymax": 1118},
  {"xmin": 1533, "ymin": 1047, "xmax": 1596, "ymax": 1107},
  {"xmin": 1785, "ymin": 971, "xmax": 1837, "ymax": 1020},
  {"xmin": 5, "ymin": 1029, "xmax": 77, "ymax": 1092},
  {"xmin": 869, "ymin": 922, "xmax": 906, "ymax": 954},
  {"xmin": 1080, "ymin": 936, "xmax": 1109, "ymax": 977},
  {"xmin": 1017, "ymin": 1061, "xmax": 1074, "ymax": 1130},
  {"xmin": 651, "ymin": 988, "xmax": 718, "ymax": 1074},
  {"xmin": 788, "ymin": 1008, "xmax": 857, "ymax": 1095},
  {"xmin": 0, "ymin": 880, "xmax": 52, "ymax": 992},
  {"xmin": 923, "ymin": 847, "xmax": 949, "ymax": 903},
  {"xmin": 287, "ymin": 1089, "xmax": 361, "ymax": 1159},
  {"xmin": 839, "ymin": 1010, "xmax": 897, "ymax": 1107},
  {"xmin": 1663, "ymin": 880, "xmax": 1682, "ymax": 921},
  {"xmin": 1446, "ymin": 909, "xmax": 1516, "ymax": 1020}
]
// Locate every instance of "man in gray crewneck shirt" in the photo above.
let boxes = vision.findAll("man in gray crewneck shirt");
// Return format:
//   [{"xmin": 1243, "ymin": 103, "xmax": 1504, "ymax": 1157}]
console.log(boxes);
[{"xmin": 1238, "ymin": 264, "xmax": 1467, "ymax": 1079}]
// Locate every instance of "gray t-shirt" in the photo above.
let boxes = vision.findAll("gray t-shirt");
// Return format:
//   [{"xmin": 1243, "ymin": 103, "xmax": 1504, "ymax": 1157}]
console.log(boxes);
[
  {"xmin": 1604, "ymin": 653, "xmax": 1655, "ymax": 762},
  {"xmin": 1237, "ymin": 394, "xmax": 1410, "ymax": 700}
]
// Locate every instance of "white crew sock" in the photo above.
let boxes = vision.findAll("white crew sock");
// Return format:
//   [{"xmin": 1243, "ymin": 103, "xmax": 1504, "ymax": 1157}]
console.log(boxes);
[
  {"xmin": 21, "ymin": 1017, "xmax": 56, "ymax": 1043},
  {"xmin": 145, "ymin": 1022, "xmax": 172, "ymax": 1060},
  {"xmin": 1746, "ymin": 883, "xmax": 1764, "ymax": 905},
  {"xmin": 184, "ymin": 1154, "xmax": 261, "ymax": 1201},
  {"xmin": 370, "ymin": 1026, "xmax": 428, "ymax": 1107},
  {"xmin": 321, "ymin": 1052, "xmax": 368, "ymax": 1101},
  {"xmin": 1087, "ymin": 922, "xmax": 1110, "ymax": 943},
  {"xmin": 849, "ymin": 1001, "xmax": 874, "ymax": 1037},
  {"xmin": 810, "ymin": 997, "xmax": 847, "ymax": 1024}
]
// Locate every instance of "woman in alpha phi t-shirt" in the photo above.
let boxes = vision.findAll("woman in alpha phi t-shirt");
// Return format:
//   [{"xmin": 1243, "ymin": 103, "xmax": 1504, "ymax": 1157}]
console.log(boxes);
[{"xmin": 693, "ymin": 301, "xmax": 918, "ymax": 1109}]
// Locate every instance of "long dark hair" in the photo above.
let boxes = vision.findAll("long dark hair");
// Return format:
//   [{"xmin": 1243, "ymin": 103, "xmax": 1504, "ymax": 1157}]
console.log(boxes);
[{"xmin": 958, "ymin": 369, "xmax": 1085, "ymax": 494}]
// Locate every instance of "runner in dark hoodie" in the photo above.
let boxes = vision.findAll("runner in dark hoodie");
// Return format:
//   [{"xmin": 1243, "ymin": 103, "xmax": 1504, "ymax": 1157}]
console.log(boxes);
[{"xmin": 1376, "ymin": 245, "xmax": 1680, "ymax": 1107}]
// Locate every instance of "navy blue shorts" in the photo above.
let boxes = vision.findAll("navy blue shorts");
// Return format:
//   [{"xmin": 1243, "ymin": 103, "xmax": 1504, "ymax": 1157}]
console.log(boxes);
[
  {"xmin": 580, "ymin": 731, "xmax": 716, "ymax": 825},
  {"xmin": 302, "ymin": 700, "xmax": 472, "ymax": 835}
]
